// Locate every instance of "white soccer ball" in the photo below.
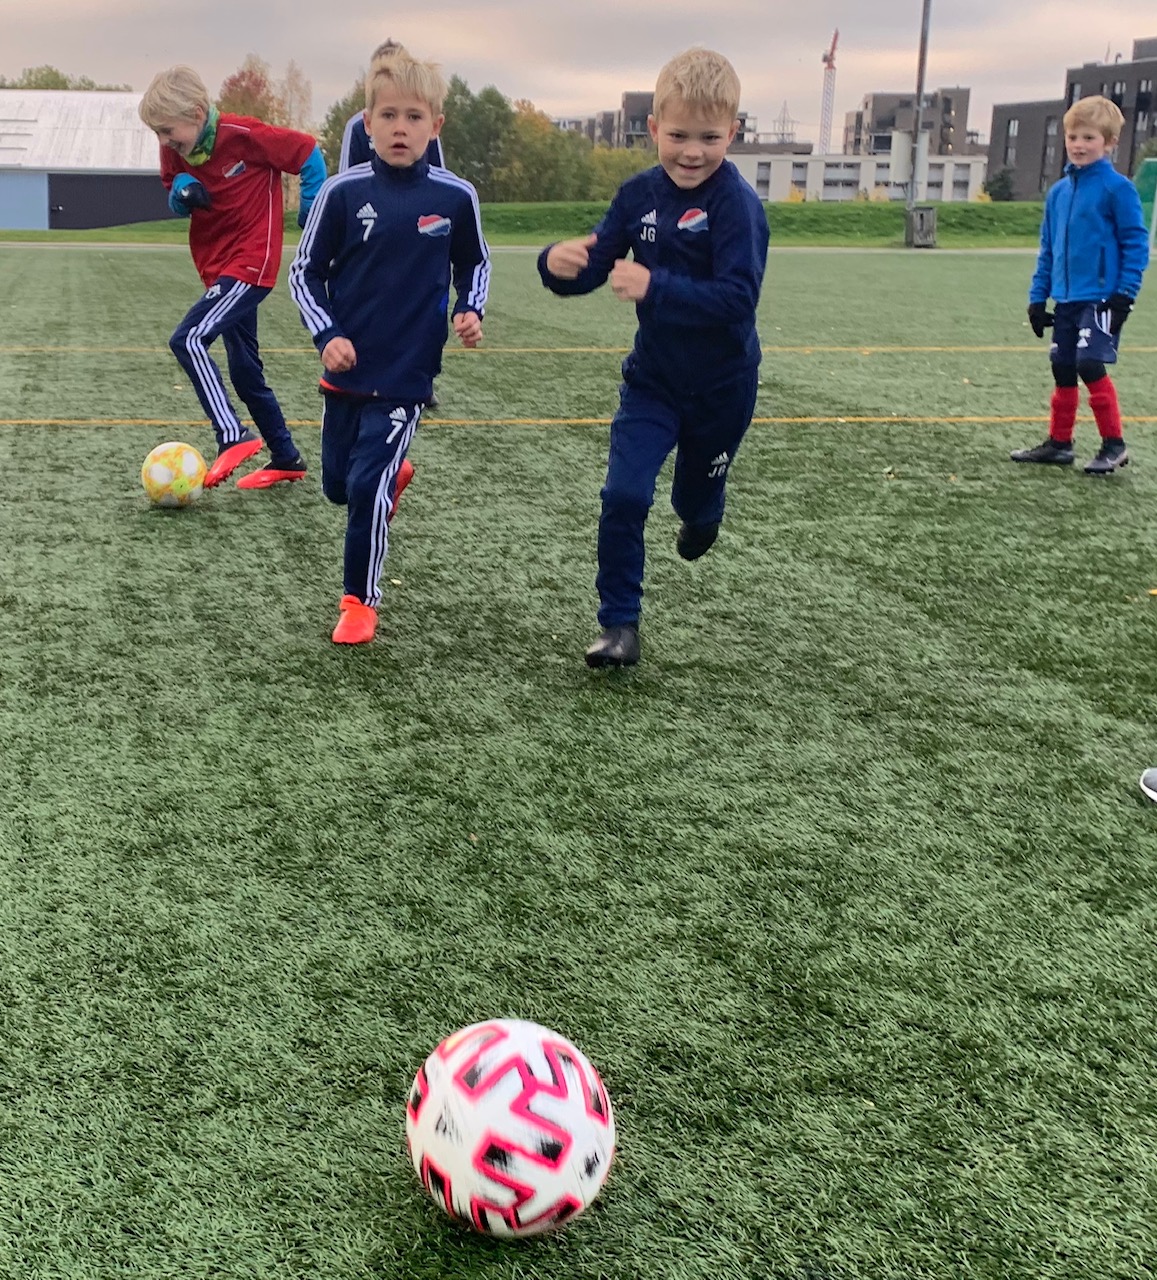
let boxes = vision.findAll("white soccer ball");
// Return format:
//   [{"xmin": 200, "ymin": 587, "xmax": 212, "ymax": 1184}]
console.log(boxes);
[
  {"xmin": 406, "ymin": 1018, "xmax": 616, "ymax": 1236},
  {"xmin": 140, "ymin": 440, "xmax": 206, "ymax": 507}
]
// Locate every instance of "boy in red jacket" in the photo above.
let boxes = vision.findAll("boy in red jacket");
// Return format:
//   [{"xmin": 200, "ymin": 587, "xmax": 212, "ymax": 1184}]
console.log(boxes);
[{"xmin": 139, "ymin": 65, "xmax": 326, "ymax": 488}]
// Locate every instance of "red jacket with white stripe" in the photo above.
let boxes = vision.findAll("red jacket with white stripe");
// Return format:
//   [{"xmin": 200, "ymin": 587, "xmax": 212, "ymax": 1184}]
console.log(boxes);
[{"xmin": 159, "ymin": 114, "xmax": 315, "ymax": 288}]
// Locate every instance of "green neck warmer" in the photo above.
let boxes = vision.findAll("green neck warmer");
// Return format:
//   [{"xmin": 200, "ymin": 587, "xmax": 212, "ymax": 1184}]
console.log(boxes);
[{"xmin": 185, "ymin": 105, "xmax": 219, "ymax": 167}]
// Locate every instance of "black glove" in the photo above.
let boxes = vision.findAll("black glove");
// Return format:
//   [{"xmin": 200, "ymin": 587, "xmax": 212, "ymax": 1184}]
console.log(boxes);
[
  {"xmin": 1105, "ymin": 293, "xmax": 1133, "ymax": 335},
  {"xmin": 177, "ymin": 180, "xmax": 212, "ymax": 212},
  {"xmin": 1027, "ymin": 302, "xmax": 1054, "ymax": 339}
]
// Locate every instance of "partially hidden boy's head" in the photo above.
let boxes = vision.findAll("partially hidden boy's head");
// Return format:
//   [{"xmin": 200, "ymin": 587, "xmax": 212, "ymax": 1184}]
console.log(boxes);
[
  {"xmin": 363, "ymin": 49, "xmax": 446, "ymax": 168},
  {"xmin": 139, "ymin": 65, "xmax": 210, "ymax": 157},
  {"xmin": 648, "ymin": 47, "xmax": 741, "ymax": 190},
  {"xmin": 1062, "ymin": 95, "xmax": 1123, "ymax": 167}
]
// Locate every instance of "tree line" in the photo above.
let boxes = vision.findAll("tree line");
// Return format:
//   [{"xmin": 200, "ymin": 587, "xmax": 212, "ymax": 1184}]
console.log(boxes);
[
  {"xmin": 0, "ymin": 66, "xmax": 131, "ymax": 90},
  {"xmin": 3, "ymin": 58, "xmax": 654, "ymax": 203},
  {"xmin": 316, "ymin": 69, "xmax": 653, "ymax": 202}
]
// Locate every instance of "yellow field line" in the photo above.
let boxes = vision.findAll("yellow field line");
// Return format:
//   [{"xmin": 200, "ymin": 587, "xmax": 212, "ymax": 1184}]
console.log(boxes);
[
  {"xmin": 10, "ymin": 415, "xmax": 1157, "ymax": 428},
  {"xmin": 0, "ymin": 345, "xmax": 633, "ymax": 355},
  {"xmin": 5, "ymin": 344, "xmax": 1156, "ymax": 356}
]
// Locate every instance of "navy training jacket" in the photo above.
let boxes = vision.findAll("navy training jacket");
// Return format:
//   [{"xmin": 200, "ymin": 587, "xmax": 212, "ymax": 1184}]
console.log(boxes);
[
  {"xmin": 1030, "ymin": 157, "xmax": 1149, "ymax": 304},
  {"xmin": 537, "ymin": 159, "xmax": 769, "ymax": 396},
  {"xmin": 290, "ymin": 154, "xmax": 489, "ymax": 402}
]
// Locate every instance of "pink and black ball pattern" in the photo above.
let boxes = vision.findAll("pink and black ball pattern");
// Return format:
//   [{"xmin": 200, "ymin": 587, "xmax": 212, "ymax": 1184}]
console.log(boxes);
[{"xmin": 405, "ymin": 1018, "xmax": 615, "ymax": 1236}]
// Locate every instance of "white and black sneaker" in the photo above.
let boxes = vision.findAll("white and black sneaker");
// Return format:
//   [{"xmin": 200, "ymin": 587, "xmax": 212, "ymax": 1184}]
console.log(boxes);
[
  {"xmin": 1083, "ymin": 438, "xmax": 1129, "ymax": 475},
  {"xmin": 1140, "ymin": 769, "xmax": 1157, "ymax": 803}
]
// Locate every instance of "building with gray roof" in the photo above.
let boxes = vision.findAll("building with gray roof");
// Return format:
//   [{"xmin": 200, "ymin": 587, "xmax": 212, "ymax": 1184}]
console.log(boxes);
[{"xmin": 0, "ymin": 89, "xmax": 171, "ymax": 230}]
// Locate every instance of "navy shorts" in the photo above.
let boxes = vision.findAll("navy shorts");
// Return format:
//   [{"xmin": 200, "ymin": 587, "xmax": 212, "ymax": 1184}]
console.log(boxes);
[{"xmin": 1049, "ymin": 301, "xmax": 1119, "ymax": 367}]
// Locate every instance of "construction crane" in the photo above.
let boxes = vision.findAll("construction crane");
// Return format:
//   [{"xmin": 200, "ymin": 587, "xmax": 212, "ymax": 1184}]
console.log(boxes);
[{"xmin": 819, "ymin": 29, "xmax": 839, "ymax": 155}]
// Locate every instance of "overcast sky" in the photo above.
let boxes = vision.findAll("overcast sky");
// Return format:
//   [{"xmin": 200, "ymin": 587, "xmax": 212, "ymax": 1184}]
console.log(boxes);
[{"xmin": 5, "ymin": 1, "xmax": 1156, "ymax": 144}]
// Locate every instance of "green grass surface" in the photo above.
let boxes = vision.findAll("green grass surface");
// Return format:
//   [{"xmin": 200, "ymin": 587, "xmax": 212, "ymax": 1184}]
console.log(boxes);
[
  {"xmin": 1, "ymin": 246, "xmax": 1156, "ymax": 1280},
  {"xmin": 0, "ymin": 198, "xmax": 1048, "ymax": 248}
]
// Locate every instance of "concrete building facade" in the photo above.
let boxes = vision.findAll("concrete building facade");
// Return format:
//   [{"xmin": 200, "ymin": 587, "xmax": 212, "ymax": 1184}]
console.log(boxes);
[
  {"xmin": 844, "ymin": 88, "xmax": 981, "ymax": 157},
  {"xmin": 728, "ymin": 141, "xmax": 986, "ymax": 204},
  {"xmin": 614, "ymin": 92, "xmax": 653, "ymax": 149},
  {"xmin": 987, "ymin": 99, "xmax": 1067, "ymax": 199}
]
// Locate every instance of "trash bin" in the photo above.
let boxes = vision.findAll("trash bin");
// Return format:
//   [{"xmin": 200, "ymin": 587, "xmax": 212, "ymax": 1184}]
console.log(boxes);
[{"xmin": 905, "ymin": 205, "xmax": 937, "ymax": 249}]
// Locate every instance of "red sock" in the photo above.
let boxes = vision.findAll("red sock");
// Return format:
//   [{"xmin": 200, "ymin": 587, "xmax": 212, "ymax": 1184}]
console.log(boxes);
[
  {"xmin": 1086, "ymin": 375, "xmax": 1123, "ymax": 440},
  {"xmin": 1049, "ymin": 385, "xmax": 1079, "ymax": 443}
]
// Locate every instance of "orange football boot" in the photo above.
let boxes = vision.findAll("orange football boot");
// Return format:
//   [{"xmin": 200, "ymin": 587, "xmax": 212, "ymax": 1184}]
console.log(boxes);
[
  {"xmin": 390, "ymin": 458, "xmax": 415, "ymax": 519},
  {"xmin": 204, "ymin": 436, "xmax": 263, "ymax": 488},
  {"xmin": 332, "ymin": 595, "xmax": 378, "ymax": 644},
  {"xmin": 236, "ymin": 457, "xmax": 307, "ymax": 489}
]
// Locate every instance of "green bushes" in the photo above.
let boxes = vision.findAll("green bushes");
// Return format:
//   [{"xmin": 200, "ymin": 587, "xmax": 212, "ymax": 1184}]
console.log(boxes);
[
  {"xmin": 0, "ymin": 200, "xmax": 1047, "ymax": 248},
  {"xmin": 766, "ymin": 200, "xmax": 1046, "ymax": 246},
  {"xmin": 480, "ymin": 200, "xmax": 1047, "ymax": 248}
]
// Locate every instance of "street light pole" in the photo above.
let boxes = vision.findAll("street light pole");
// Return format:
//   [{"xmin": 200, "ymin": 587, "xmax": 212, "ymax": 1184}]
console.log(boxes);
[{"xmin": 907, "ymin": 0, "xmax": 933, "ymax": 211}]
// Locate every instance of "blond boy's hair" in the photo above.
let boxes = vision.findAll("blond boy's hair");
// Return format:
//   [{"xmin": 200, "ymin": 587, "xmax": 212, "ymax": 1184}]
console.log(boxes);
[
  {"xmin": 370, "ymin": 38, "xmax": 403, "ymax": 62},
  {"xmin": 1063, "ymin": 95, "xmax": 1124, "ymax": 142},
  {"xmin": 138, "ymin": 65, "xmax": 210, "ymax": 128},
  {"xmin": 365, "ymin": 50, "xmax": 447, "ymax": 116},
  {"xmin": 653, "ymin": 47, "xmax": 741, "ymax": 122}
]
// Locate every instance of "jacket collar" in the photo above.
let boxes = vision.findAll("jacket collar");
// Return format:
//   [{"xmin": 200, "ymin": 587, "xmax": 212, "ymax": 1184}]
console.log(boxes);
[
  {"xmin": 370, "ymin": 153, "xmax": 430, "ymax": 182},
  {"xmin": 1063, "ymin": 156, "xmax": 1113, "ymax": 178}
]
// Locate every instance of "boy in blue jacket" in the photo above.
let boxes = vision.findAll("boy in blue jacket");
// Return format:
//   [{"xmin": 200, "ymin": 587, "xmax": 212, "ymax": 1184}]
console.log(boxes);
[
  {"xmin": 1011, "ymin": 95, "xmax": 1149, "ymax": 475},
  {"xmin": 539, "ymin": 47, "xmax": 768, "ymax": 668},
  {"xmin": 290, "ymin": 50, "xmax": 488, "ymax": 644}
]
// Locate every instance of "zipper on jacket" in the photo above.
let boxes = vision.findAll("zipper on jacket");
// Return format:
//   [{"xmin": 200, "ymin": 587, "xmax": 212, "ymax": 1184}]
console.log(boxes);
[{"xmin": 1062, "ymin": 167, "xmax": 1079, "ymax": 299}]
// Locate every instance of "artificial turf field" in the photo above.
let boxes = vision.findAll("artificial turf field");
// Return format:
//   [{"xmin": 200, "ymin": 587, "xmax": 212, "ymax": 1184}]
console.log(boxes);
[{"xmin": 1, "ymin": 242, "xmax": 1156, "ymax": 1280}]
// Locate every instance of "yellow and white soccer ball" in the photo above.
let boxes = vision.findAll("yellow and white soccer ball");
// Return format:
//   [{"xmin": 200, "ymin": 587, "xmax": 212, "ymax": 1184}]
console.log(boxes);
[{"xmin": 141, "ymin": 441, "xmax": 207, "ymax": 507}]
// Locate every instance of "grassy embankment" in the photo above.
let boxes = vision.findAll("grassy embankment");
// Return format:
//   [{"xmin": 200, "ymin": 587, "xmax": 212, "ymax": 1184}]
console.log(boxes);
[{"xmin": 0, "ymin": 200, "xmax": 1047, "ymax": 248}]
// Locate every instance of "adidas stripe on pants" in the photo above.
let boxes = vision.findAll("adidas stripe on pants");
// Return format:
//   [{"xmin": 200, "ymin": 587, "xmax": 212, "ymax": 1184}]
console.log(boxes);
[
  {"xmin": 320, "ymin": 393, "xmax": 420, "ymax": 607},
  {"xmin": 169, "ymin": 276, "xmax": 298, "ymax": 459}
]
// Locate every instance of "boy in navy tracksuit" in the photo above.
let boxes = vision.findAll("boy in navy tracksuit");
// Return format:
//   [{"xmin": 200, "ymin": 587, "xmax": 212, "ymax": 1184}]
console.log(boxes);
[
  {"xmin": 339, "ymin": 38, "xmax": 447, "ymax": 413},
  {"xmin": 539, "ymin": 47, "xmax": 768, "ymax": 668},
  {"xmin": 138, "ymin": 65, "xmax": 326, "ymax": 489},
  {"xmin": 1011, "ymin": 95, "xmax": 1149, "ymax": 475},
  {"xmin": 290, "ymin": 50, "xmax": 488, "ymax": 644}
]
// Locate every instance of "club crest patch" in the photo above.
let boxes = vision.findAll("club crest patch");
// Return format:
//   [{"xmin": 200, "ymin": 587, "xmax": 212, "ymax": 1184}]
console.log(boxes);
[
  {"xmin": 418, "ymin": 214, "xmax": 452, "ymax": 237},
  {"xmin": 677, "ymin": 208, "xmax": 709, "ymax": 233}
]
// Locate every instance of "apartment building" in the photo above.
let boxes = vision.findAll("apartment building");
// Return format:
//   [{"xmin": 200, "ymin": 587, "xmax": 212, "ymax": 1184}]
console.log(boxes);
[{"xmin": 989, "ymin": 36, "xmax": 1156, "ymax": 195}]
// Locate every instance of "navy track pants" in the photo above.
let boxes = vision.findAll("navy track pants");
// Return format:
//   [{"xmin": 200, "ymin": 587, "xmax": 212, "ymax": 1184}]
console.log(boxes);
[
  {"xmin": 169, "ymin": 277, "xmax": 298, "ymax": 461},
  {"xmin": 597, "ymin": 371, "xmax": 759, "ymax": 628},
  {"xmin": 320, "ymin": 393, "xmax": 420, "ymax": 607}
]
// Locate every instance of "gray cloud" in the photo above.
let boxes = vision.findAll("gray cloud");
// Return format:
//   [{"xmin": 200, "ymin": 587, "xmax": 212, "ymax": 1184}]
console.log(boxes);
[{"xmin": 5, "ymin": 1, "xmax": 1155, "ymax": 144}]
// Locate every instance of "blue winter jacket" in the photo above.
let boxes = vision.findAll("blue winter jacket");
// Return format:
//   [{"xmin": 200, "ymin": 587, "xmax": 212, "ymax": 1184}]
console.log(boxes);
[{"xmin": 1029, "ymin": 157, "xmax": 1149, "ymax": 304}]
